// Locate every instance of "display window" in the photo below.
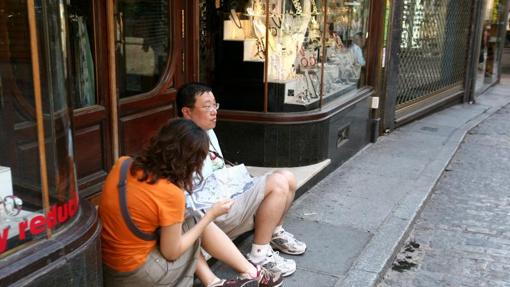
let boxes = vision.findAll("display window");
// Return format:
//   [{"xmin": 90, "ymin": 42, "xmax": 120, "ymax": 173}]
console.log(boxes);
[
  {"xmin": 198, "ymin": 0, "xmax": 370, "ymax": 112},
  {"xmin": 476, "ymin": 0, "xmax": 504, "ymax": 93},
  {"xmin": 0, "ymin": 0, "xmax": 79, "ymax": 257}
]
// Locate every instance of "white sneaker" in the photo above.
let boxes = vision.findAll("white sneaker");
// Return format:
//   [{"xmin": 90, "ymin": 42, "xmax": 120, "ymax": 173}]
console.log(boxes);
[
  {"xmin": 247, "ymin": 248, "xmax": 296, "ymax": 277},
  {"xmin": 271, "ymin": 229, "xmax": 307, "ymax": 255}
]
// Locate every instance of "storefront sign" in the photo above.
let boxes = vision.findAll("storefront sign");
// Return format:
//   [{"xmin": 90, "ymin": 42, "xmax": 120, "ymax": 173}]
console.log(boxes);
[{"xmin": 0, "ymin": 196, "xmax": 79, "ymax": 254}]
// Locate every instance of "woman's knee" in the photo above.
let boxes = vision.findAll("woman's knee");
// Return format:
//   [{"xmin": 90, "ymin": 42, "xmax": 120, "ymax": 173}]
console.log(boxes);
[{"xmin": 201, "ymin": 221, "xmax": 221, "ymax": 241}]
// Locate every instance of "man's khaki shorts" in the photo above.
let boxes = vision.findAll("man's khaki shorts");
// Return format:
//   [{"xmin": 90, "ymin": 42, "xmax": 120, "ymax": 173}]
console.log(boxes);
[
  {"xmin": 214, "ymin": 174, "xmax": 268, "ymax": 239},
  {"xmin": 103, "ymin": 214, "xmax": 200, "ymax": 287}
]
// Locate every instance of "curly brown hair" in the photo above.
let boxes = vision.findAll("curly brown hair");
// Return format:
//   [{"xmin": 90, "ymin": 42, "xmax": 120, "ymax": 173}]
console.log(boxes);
[{"xmin": 130, "ymin": 118, "xmax": 209, "ymax": 191}]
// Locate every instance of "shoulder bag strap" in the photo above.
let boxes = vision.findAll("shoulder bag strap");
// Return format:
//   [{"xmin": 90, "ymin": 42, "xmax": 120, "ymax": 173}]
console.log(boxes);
[
  {"xmin": 209, "ymin": 139, "xmax": 236, "ymax": 166},
  {"xmin": 118, "ymin": 157, "xmax": 157, "ymax": 241},
  {"xmin": 208, "ymin": 149, "xmax": 236, "ymax": 167}
]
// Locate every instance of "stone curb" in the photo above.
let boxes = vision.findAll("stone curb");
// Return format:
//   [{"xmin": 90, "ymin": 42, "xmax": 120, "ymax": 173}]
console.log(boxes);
[{"xmin": 337, "ymin": 96, "xmax": 510, "ymax": 287}]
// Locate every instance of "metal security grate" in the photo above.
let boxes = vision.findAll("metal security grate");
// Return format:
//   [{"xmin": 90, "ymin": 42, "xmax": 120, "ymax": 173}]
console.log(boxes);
[{"xmin": 395, "ymin": 0, "xmax": 473, "ymax": 108}]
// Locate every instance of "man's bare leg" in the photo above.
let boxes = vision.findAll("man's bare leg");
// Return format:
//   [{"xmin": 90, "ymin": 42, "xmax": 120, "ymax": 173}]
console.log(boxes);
[
  {"xmin": 273, "ymin": 170, "xmax": 297, "ymax": 226},
  {"xmin": 255, "ymin": 170, "xmax": 306, "ymax": 259},
  {"xmin": 253, "ymin": 173, "xmax": 289, "ymax": 245},
  {"xmin": 248, "ymin": 173, "xmax": 297, "ymax": 276}
]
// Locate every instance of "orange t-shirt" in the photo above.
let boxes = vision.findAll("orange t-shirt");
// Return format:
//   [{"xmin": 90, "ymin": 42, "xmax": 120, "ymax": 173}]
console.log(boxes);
[{"xmin": 99, "ymin": 157, "xmax": 185, "ymax": 272}]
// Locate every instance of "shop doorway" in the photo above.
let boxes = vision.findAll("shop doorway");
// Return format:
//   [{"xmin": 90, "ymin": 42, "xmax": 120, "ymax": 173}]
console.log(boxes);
[
  {"xmin": 502, "ymin": 8, "xmax": 510, "ymax": 74},
  {"xmin": 475, "ymin": 0, "xmax": 509, "ymax": 94},
  {"xmin": 68, "ymin": 0, "xmax": 189, "ymax": 199}
]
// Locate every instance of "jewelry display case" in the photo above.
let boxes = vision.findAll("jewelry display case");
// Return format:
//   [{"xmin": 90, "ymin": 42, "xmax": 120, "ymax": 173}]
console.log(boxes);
[{"xmin": 200, "ymin": 0, "xmax": 369, "ymax": 112}]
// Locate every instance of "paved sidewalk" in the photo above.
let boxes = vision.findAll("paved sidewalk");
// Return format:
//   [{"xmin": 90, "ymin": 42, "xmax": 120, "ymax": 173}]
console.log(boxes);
[{"xmin": 210, "ymin": 76, "xmax": 510, "ymax": 287}]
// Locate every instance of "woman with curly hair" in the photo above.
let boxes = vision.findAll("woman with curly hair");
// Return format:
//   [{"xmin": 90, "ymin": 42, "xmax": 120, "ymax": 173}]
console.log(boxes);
[{"xmin": 99, "ymin": 118, "xmax": 282, "ymax": 287}]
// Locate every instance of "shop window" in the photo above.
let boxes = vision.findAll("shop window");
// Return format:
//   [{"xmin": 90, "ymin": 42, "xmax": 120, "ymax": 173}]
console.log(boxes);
[
  {"xmin": 0, "ymin": 1, "xmax": 79, "ymax": 257},
  {"xmin": 115, "ymin": 0, "xmax": 171, "ymax": 98},
  {"xmin": 198, "ymin": 0, "xmax": 370, "ymax": 112}
]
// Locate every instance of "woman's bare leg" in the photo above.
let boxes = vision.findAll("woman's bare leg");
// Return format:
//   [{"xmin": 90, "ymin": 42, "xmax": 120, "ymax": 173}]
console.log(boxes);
[
  {"xmin": 201, "ymin": 222, "xmax": 257, "ymax": 276},
  {"xmin": 195, "ymin": 253, "xmax": 220, "ymax": 286}
]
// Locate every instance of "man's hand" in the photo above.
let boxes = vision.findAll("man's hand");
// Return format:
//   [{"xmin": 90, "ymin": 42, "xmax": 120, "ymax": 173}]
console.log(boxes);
[{"xmin": 207, "ymin": 199, "xmax": 234, "ymax": 218}]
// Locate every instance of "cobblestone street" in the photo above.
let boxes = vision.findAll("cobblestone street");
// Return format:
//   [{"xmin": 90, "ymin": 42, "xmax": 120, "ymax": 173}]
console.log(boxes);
[{"xmin": 379, "ymin": 103, "xmax": 510, "ymax": 287}]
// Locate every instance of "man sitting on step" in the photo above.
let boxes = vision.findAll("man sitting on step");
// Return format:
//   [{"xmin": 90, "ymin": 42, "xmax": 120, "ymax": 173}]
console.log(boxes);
[{"xmin": 177, "ymin": 82, "xmax": 307, "ymax": 277}]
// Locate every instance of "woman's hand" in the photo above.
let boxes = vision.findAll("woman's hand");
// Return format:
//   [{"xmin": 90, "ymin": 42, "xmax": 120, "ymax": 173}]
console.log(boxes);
[
  {"xmin": 160, "ymin": 199, "xmax": 233, "ymax": 261},
  {"xmin": 207, "ymin": 199, "xmax": 234, "ymax": 218}
]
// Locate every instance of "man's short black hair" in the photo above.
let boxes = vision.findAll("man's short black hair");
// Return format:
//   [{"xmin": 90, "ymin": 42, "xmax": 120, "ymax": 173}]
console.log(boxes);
[{"xmin": 176, "ymin": 82, "xmax": 213, "ymax": 117}]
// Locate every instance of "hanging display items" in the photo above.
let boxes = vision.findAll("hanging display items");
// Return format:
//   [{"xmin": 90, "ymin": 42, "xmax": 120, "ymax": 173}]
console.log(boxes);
[
  {"xmin": 219, "ymin": 0, "xmax": 368, "ymax": 109},
  {"xmin": 224, "ymin": 9, "xmax": 254, "ymax": 40}
]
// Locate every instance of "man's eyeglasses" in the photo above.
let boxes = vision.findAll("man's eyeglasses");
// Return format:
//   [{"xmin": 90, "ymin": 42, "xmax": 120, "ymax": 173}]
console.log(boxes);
[{"xmin": 199, "ymin": 103, "xmax": 220, "ymax": 112}]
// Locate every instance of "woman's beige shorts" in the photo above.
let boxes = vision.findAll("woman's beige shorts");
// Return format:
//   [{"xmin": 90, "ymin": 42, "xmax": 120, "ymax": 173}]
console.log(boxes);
[{"xmin": 103, "ymin": 215, "xmax": 200, "ymax": 287}]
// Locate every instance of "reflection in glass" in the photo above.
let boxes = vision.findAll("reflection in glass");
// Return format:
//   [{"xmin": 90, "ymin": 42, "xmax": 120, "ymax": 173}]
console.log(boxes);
[
  {"xmin": 0, "ymin": 0, "xmax": 79, "ymax": 257},
  {"xmin": 0, "ymin": 195, "xmax": 23, "ymax": 217},
  {"xmin": 476, "ymin": 0, "xmax": 504, "ymax": 94},
  {"xmin": 68, "ymin": 0, "xmax": 97, "ymax": 108},
  {"xmin": 116, "ymin": 0, "xmax": 170, "ymax": 98},
  {"xmin": 323, "ymin": 0, "xmax": 368, "ymax": 98},
  {"xmin": 0, "ymin": 1, "xmax": 44, "ymax": 216}
]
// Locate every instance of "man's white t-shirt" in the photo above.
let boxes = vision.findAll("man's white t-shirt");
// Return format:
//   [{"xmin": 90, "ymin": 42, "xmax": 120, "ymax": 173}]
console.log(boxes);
[
  {"xmin": 186, "ymin": 130, "xmax": 254, "ymax": 210},
  {"xmin": 201, "ymin": 129, "xmax": 225, "ymax": 178},
  {"xmin": 186, "ymin": 130, "xmax": 229, "ymax": 210}
]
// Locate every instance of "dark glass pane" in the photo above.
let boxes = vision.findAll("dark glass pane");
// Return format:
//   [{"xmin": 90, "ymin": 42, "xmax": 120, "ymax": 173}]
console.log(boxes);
[
  {"xmin": 0, "ymin": 0, "xmax": 79, "ymax": 258},
  {"xmin": 116, "ymin": 0, "xmax": 170, "ymax": 98},
  {"xmin": 0, "ymin": 2, "xmax": 44, "ymax": 252}
]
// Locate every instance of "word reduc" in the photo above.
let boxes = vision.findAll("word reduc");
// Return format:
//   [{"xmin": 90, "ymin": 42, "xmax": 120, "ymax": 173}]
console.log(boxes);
[{"xmin": 0, "ymin": 197, "xmax": 79, "ymax": 254}]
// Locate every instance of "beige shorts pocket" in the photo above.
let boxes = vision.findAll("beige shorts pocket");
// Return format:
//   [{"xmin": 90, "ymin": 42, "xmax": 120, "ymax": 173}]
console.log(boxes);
[{"xmin": 143, "ymin": 249, "xmax": 181, "ymax": 286}]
